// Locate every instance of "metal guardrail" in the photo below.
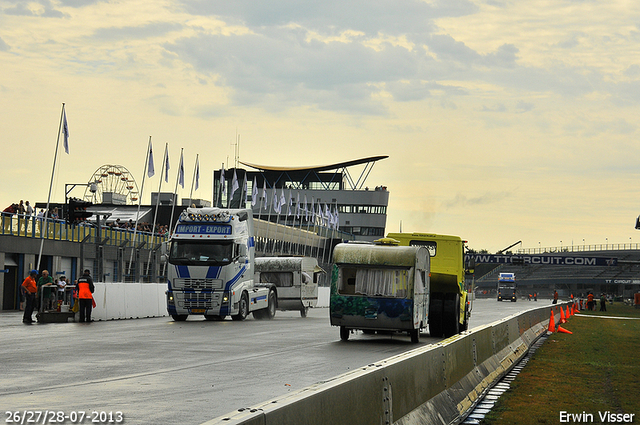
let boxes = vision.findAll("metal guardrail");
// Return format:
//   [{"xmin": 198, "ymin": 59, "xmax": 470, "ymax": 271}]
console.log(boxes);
[{"xmin": 0, "ymin": 213, "xmax": 167, "ymax": 247}]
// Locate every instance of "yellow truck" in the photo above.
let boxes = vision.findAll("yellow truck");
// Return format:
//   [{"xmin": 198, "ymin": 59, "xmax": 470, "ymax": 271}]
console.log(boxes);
[{"xmin": 386, "ymin": 232, "xmax": 471, "ymax": 337}]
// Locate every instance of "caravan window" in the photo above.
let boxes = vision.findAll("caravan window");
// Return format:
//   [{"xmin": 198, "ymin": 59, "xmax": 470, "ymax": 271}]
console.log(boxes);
[
  {"xmin": 339, "ymin": 267, "xmax": 409, "ymax": 298},
  {"xmin": 260, "ymin": 272, "xmax": 294, "ymax": 287}
]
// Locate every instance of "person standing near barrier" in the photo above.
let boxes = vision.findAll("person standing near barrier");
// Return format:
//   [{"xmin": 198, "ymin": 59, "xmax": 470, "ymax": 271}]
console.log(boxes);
[
  {"xmin": 599, "ymin": 293, "xmax": 607, "ymax": 311},
  {"xmin": 77, "ymin": 269, "xmax": 95, "ymax": 323},
  {"xmin": 22, "ymin": 270, "xmax": 38, "ymax": 323},
  {"xmin": 37, "ymin": 270, "xmax": 54, "ymax": 311},
  {"xmin": 553, "ymin": 290, "xmax": 558, "ymax": 304},
  {"xmin": 587, "ymin": 292, "xmax": 595, "ymax": 310}
]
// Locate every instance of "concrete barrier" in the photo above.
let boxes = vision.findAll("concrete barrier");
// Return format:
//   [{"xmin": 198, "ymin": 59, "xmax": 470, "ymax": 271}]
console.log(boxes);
[{"xmin": 202, "ymin": 303, "xmax": 569, "ymax": 425}]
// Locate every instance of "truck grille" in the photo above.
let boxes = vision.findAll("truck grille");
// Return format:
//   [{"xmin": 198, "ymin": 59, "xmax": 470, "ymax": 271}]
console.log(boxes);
[
  {"xmin": 183, "ymin": 293, "xmax": 214, "ymax": 308},
  {"xmin": 174, "ymin": 278, "xmax": 223, "ymax": 290}
]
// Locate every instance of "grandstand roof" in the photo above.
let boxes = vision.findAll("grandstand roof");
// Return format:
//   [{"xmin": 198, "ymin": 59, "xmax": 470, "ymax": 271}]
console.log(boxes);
[{"xmin": 239, "ymin": 155, "xmax": 388, "ymax": 173}]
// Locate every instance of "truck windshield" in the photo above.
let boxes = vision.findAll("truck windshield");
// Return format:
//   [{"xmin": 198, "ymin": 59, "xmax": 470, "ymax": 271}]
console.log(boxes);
[{"xmin": 169, "ymin": 240, "xmax": 234, "ymax": 266}]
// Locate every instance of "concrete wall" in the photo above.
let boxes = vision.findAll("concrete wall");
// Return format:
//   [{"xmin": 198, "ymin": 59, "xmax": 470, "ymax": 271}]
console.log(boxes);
[{"xmin": 200, "ymin": 303, "xmax": 567, "ymax": 425}]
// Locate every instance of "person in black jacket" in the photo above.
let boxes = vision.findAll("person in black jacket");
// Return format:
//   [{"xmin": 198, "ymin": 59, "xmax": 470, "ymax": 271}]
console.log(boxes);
[{"xmin": 77, "ymin": 269, "xmax": 95, "ymax": 323}]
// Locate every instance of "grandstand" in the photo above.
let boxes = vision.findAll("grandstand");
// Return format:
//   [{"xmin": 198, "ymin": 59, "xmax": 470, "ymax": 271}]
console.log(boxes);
[{"xmin": 471, "ymin": 248, "xmax": 640, "ymax": 300}]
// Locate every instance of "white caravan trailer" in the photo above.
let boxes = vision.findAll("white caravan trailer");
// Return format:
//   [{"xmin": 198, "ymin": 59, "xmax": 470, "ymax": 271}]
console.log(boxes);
[{"xmin": 254, "ymin": 257, "xmax": 322, "ymax": 317}]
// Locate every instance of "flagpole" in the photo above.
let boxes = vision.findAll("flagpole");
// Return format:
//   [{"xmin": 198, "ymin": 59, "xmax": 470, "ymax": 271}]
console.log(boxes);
[
  {"xmin": 169, "ymin": 148, "xmax": 183, "ymax": 236},
  {"xmin": 128, "ymin": 136, "xmax": 152, "ymax": 279},
  {"xmin": 147, "ymin": 142, "xmax": 168, "ymax": 279},
  {"xmin": 37, "ymin": 104, "xmax": 66, "ymax": 271},
  {"xmin": 188, "ymin": 154, "xmax": 199, "ymax": 206}
]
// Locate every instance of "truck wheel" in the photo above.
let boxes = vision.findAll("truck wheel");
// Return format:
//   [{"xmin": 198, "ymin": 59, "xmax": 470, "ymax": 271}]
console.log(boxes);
[
  {"xmin": 429, "ymin": 292, "xmax": 444, "ymax": 337},
  {"xmin": 172, "ymin": 314, "xmax": 188, "ymax": 322},
  {"xmin": 442, "ymin": 293, "xmax": 460, "ymax": 337},
  {"xmin": 300, "ymin": 307, "xmax": 309, "ymax": 318},
  {"xmin": 340, "ymin": 326, "xmax": 350, "ymax": 341},
  {"xmin": 265, "ymin": 290, "xmax": 276, "ymax": 319},
  {"xmin": 232, "ymin": 292, "xmax": 249, "ymax": 321},
  {"xmin": 410, "ymin": 328, "xmax": 420, "ymax": 343}
]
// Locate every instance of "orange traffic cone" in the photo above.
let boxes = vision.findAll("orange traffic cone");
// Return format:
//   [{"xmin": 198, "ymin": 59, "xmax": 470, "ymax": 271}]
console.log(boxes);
[
  {"xmin": 572, "ymin": 303, "xmax": 577, "ymax": 314},
  {"xmin": 566, "ymin": 305, "xmax": 572, "ymax": 318},
  {"xmin": 548, "ymin": 310, "xmax": 556, "ymax": 333},
  {"xmin": 559, "ymin": 306, "xmax": 566, "ymax": 324},
  {"xmin": 557, "ymin": 326, "xmax": 573, "ymax": 334}
]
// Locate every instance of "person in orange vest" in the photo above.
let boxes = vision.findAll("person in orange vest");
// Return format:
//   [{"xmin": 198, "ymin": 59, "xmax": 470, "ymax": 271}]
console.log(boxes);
[
  {"xmin": 553, "ymin": 290, "xmax": 558, "ymax": 304},
  {"xmin": 22, "ymin": 269, "xmax": 38, "ymax": 323},
  {"xmin": 77, "ymin": 269, "xmax": 95, "ymax": 323},
  {"xmin": 587, "ymin": 292, "xmax": 595, "ymax": 311}
]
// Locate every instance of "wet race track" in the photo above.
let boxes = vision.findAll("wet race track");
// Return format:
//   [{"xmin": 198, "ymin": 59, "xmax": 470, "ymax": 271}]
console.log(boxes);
[{"xmin": 1, "ymin": 298, "xmax": 549, "ymax": 424}]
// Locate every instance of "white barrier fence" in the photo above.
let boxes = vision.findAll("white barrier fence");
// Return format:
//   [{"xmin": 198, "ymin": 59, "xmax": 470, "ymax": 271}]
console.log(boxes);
[
  {"xmin": 88, "ymin": 284, "xmax": 330, "ymax": 321},
  {"xmin": 91, "ymin": 282, "xmax": 168, "ymax": 321}
]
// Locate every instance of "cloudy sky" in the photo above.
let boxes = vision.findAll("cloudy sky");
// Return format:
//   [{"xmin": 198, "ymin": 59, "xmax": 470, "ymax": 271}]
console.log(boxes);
[{"xmin": 2, "ymin": 0, "xmax": 640, "ymax": 252}]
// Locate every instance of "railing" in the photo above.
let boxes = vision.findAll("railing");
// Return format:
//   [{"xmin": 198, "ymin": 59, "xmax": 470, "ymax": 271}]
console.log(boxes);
[
  {"xmin": 517, "ymin": 243, "xmax": 640, "ymax": 254},
  {"xmin": 0, "ymin": 213, "xmax": 167, "ymax": 247}
]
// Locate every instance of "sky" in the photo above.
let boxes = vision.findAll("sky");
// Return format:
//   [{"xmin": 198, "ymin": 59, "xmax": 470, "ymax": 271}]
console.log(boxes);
[{"xmin": 2, "ymin": 0, "xmax": 640, "ymax": 253}]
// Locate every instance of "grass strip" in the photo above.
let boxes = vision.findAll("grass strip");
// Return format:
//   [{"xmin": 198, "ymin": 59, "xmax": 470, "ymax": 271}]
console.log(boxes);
[{"xmin": 481, "ymin": 302, "xmax": 640, "ymax": 424}]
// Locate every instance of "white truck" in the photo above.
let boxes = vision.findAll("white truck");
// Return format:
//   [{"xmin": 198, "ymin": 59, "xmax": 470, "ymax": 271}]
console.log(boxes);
[
  {"xmin": 254, "ymin": 256, "xmax": 322, "ymax": 317},
  {"xmin": 163, "ymin": 208, "xmax": 276, "ymax": 321},
  {"xmin": 497, "ymin": 272, "xmax": 517, "ymax": 302}
]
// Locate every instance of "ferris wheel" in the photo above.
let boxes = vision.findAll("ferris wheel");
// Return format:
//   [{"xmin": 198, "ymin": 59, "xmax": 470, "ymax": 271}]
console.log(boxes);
[{"xmin": 83, "ymin": 164, "xmax": 140, "ymax": 205}]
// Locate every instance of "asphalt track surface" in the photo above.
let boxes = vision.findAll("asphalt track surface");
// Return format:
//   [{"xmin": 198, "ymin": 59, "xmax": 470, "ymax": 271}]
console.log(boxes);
[{"xmin": 0, "ymin": 298, "xmax": 550, "ymax": 424}]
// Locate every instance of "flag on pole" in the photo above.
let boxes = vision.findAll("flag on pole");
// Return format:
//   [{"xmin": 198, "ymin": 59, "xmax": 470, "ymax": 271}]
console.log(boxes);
[
  {"xmin": 62, "ymin": 109, "xmax": 69, "ymax": 154},
  {"xmin": 304, "ymin": 195, "xmax": 308, "ymax": 221},
  {"xmin": 280, "ymin": 187, "xmax": 286, "ymax": 213},
  {"xmin": 243, "ymin": 174, "xmax": 248, "ymax": 205},
  {"xmin": 231, "ymin": 170, "xmax": 239, "ymax": 197},
  {"xmin": 310, "ymin": 197, "xmax": 314, "ymax": 222},
  {"xmin": 251, "ymin": 177, "xmax": 258, "ymax": 207},
  {"xmin": 164, "ymin": 149, "xmax": 170, "ymax": 183},
  {"xmin": 272, "ymin": 186, "xmax": 279, "ymax": 213},
  {"xmin": 262, "ymin": 180, "xmax": 268, "ymax": 210},
  {"xmin": 296, "ymin": 192, "xmax": 301, "ymax": 218},
  {"xmin": 147, "ymin": 140, "xmax": 155, "ymax": 178},
  {"xmin": 194, "ymin": 156, "xmax": 200, "ymax": 190},
  {"xmin": 287, "ymin": 189, "xmax": 292, "ymax": 216},
  {"xmin": 178, "ymin": 151, "xmax": 184, "ymax": 188},
  {"xmin": 220, "ymin": 167, "xmax": 225, "ymax": 188}
]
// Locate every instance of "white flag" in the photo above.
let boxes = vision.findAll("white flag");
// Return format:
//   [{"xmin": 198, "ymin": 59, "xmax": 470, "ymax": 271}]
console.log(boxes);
[
  {"xmin": 178, "ymin": 151, "xmax": 184, "ymax": 188},
  {"xmin": 62, "ymin": 109, "xmax": 69, "ymax": 154},
  {"xmin": 147, "ymin": 141, "xmax": 155, "ymax": 178},
  {"xmin": 287, "ymin": 189, "xmax": 293, "ymax": 216},
  {"xmin": 231, "ymin": 170, "xmax": 239, "ymax": 196},
  {"xmin": 296, "ymin": 192, "xmax": 301, "ymax": 218},
  {"xmin": 280, "ymin": 187, "xmax": 286, "ymax": 212},
  {"xmin": 251, "ymin": 177, "xmax": 258, "ymax": 207},
  {"xmin": 164, "ymin": 149, "xmax": 170, "ymax": 183},
  {"xmin": 220, "ymin": 167, "xmax": 225, "ymax": 188},
  {"xmin": 243, "ymin": 174, "xmax": 248, "ymax": 205},
  {"xmin": 310, "ymin": 197, "xmax": 314, "ymax": 221},
  {"xmin": 262, "ymin": 180, "xmax": 268, "ymax": 210},
  {"xmin": 272, "ymin": 186, "xmax": 279, "ymax": 214},
  {"xmin": 304, "ymin": 195, "xmax": 308, "ymax": 221}
]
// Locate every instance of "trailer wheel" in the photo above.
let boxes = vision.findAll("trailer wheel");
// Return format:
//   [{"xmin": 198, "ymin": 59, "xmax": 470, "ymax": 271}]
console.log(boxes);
[
  {"xmin": 442, "ymin": 293, "xmax": 460, "ymax": 337},
  {"xmin": 429, "ymin": 292, "xmax": 444, "ymax": 337},
  {"xmin": 300, "ymin": 307, "xmax": 309, "ymax": 318},
  {"xmin": 410, "ymin": 328, "xmax": 420, "ymax": 343},
  {"xmin": 340, "ymin": 326, "xmax": 350, "ymax": 341},
  {"xmin": 232, "ymin": 292, "xmax": 249, "ymax": 321},
  {"xmin": 172, "ymin": 314, "xmax": 188, "ymax": 322}
]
